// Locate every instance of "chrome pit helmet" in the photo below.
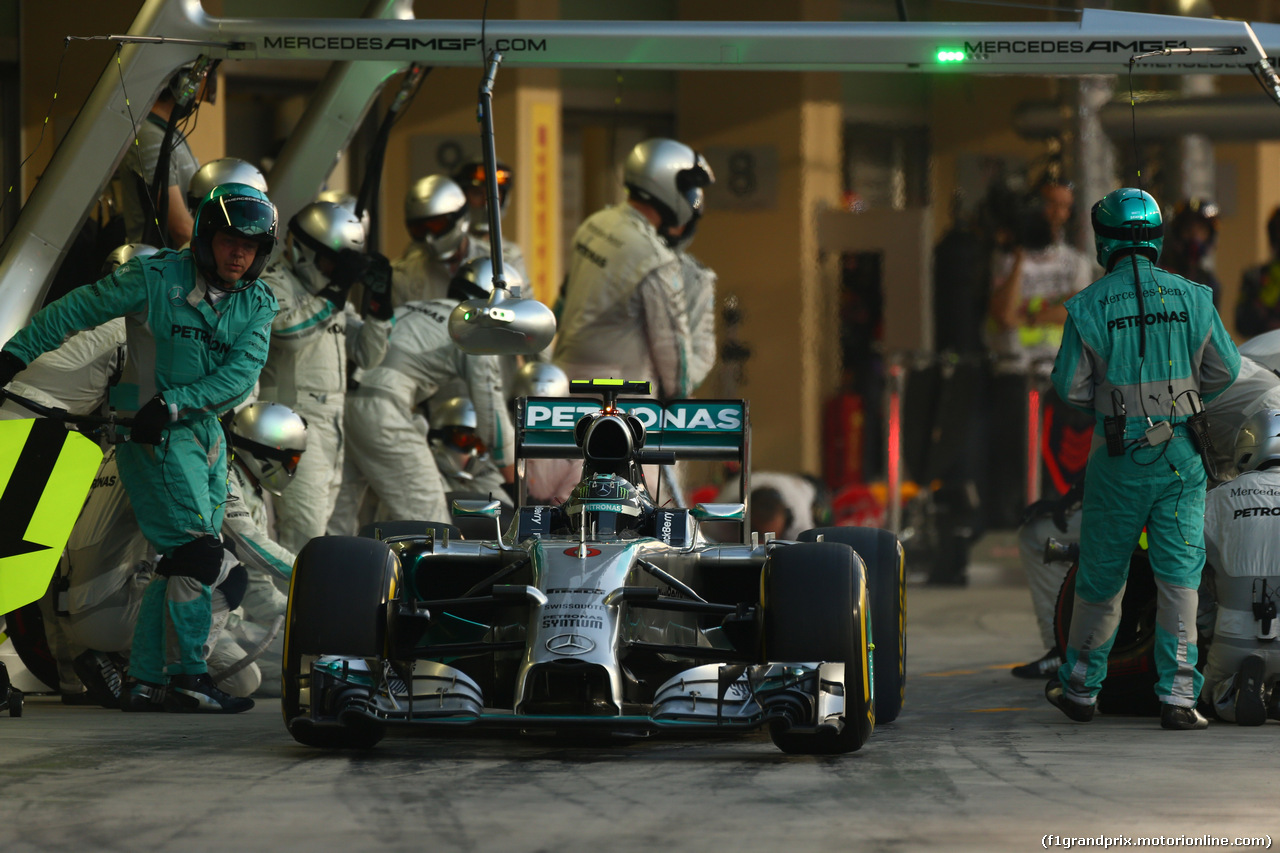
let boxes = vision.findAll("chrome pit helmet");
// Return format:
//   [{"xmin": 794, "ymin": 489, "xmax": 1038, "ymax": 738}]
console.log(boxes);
[
  {"xmin": 511, "ymin": 362, "xmax": 570, "ymax": 400},
  {"xmin": 452, "ymin": 159, "xmax": 513, "ymax": 235},
  {"xmin": 564, "ymin": 472, "xmax": 649, "ymax": 538},
  {"xmin": 1234, "ymin": 409, "xmax": 1280, "ymax": 473},
  {"xmin": 229, "ymin": 402, "xmax": 308, "ymax": 496},
  {"xmin": 191, "ymin": 183, "xmax": 278, "ymax": 290},
  {"xmin": 1091, "ymin": 187, "xmax": 1163, "ymax": 271},
  {"xmin": 100, "ymin": 243, "xmax": 158, "ymax": 277},
  {"xmin": 404, "ymin": 175, "xmax": 469, "ymax": 260},
  {"xmin": 623, "ymin": 138, "xmax": 715, "ymax": 249},
  {"xmin": 186, "ymin": 158, "xmax": 268, "ymax": 214},
  {"xmin": 448, "ymin": 255, "xmax": 525, "ymax": 302},
  {"xmin": 315, "ymin": 189, "xmax": 371, "ymax": 238},
  {"xmin": 427, "ymin": 397, "xmax": 486, "ymax": 481},
  {"xmin": 287, "ymin": 200, "xmax": 367, "ymax": 295}
]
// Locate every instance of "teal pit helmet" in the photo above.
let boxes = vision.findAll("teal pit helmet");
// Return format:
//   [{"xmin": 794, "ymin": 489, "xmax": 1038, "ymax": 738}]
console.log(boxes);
[
  {"xmin": 191, "ymin": 182, "xmax": 278, "ymax": 291},
  {"xmin": 1091, "ymin": 187, "xmax": 1164, "ymax": 271}
]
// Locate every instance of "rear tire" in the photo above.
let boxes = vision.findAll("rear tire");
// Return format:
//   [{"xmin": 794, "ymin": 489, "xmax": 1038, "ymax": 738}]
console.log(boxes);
[
  {"xmin": 1053, "ymin": 551, "xmax": 1159, "ymax": 716},
  {"xmin": 763, "ymin": 542, "xmax": 874, "ymax": 754},
  {"xmin": 799, "ymin": 527, "xmax": 907, "ymax": 723},
  {"xmin": 282, "ymin": 536, "xmax": 397, "ymax": 748}
]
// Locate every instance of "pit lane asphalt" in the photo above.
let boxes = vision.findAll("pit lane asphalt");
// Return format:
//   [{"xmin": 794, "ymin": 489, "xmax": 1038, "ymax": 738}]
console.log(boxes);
[{"xmin": 6, "ymin": 534, "xmax": 1278, "ymax": 853}]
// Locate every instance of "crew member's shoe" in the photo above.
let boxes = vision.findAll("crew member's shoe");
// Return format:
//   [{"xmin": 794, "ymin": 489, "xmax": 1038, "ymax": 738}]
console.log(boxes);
[
  {"xmin": 1233, "ymin": 653, "xmax": 1268, "ymax": 727},
  {"xmin": 72, "ymin": 650, "xmax": 123, "ymax": 709},
  {"xmin": 1045, "ymin": 680, "xmax": 1095, "ymax": 722},
  {"xmin": 165, "ymin": 673, "xmax": 254, "ymax": 714},
  {"xmin": 1160, "ymin": 703, "xmax": 1209, "ymax": 730},
  {"xmin": 1012, "ymin": 648, "xmax": 1064, "ymax": 679},
  {"xmin": 119, "ymin": 679, "xmax": 166, "ymax": 712}
]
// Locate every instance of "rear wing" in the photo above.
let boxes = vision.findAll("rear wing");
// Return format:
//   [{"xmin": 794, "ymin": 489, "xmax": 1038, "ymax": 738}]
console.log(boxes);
[
  {"xmin": 516, "ymin": 397, "xmax": 749, "ymax": 461},
  {"xmin": 514, "ymin": 396, "xmax": 751, "ymax": 535}
]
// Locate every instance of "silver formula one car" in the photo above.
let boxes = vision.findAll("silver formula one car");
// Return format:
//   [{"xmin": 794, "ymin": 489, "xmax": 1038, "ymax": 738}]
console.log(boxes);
[{"xmin": 282, "ymin": 380, "xmax": 906, "ymax": 754}]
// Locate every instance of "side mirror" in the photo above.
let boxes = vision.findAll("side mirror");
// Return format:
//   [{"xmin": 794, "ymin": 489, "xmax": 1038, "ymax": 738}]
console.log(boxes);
[
  {"xmin": 449, "ymin": 287, "xmax": 557, "ymax": 356},
  {"xmin": 451, "ymin": 498, "xmax": 503, "ymax": 519},
  {"xmin": 691, "ymin": 502, "xmax": 746, "ymax": 523}
]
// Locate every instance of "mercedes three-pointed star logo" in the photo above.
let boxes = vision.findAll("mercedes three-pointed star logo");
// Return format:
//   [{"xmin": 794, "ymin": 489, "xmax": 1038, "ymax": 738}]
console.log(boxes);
[{"xmin": 545, "ymin": 633, "xmax": 595, "ymax": 655}]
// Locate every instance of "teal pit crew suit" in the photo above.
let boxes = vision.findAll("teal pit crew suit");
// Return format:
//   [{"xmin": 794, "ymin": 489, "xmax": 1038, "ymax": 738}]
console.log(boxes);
[
  {"xmin": 1, "ymin": 187, "xmax": 277, "ymax": 692},
  {"xmin": 1050, "ymin": 189, "xmax": 1240, "ymax": 715}
]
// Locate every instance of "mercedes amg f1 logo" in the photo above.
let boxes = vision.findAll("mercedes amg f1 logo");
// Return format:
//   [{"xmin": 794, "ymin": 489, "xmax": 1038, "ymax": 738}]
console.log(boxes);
[{"xmin": 545, "ymin": 633, "xmax": 595, "ymax": 656}]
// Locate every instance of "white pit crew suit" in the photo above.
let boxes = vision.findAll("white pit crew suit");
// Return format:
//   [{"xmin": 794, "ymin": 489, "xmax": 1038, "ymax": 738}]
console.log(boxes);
[
  {"xmin": 328, "ymin": 298, "xmax": 514, "ymax": 532},
  {"xmin": 554, "ymin": 203, "xmax": 691, "ymax": 398},
  {"xmin": 0, "ymin": 321, "xmax": 127, "ymax": 693},
  {"xmin": 680, "ymin": 251, "xmax": 718, "ymax": 393},
  {"xmin": 1017, "ymin": 356, "xmax": 1280, "ymax": 652},
  {"xmin": 0, "ymin": 320, "xmax": 126, "ymax": 419},
  {"xmin": 391, "ymin": 238, "xmax": 525, "ymax": 310},
  {"xmin": 59, "ymin": 446, "xmax": 153, "ymax": 657},
  {"xmin": 210, "ymin": 460, "xmax": 296, "ymax": 697},
  {"xmin": 1202, "ymin": 466, "xmax": 1280, "ymax": 721},
  {"xmin": 258, "ymin": 260, "xmax": 390, "ymax": 553}
]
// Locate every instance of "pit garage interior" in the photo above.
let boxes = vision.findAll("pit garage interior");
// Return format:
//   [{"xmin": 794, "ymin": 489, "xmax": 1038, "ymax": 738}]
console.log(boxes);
[{"xmin": 3, "ymin": 1, "xmax": 1280, "ymax": 850}]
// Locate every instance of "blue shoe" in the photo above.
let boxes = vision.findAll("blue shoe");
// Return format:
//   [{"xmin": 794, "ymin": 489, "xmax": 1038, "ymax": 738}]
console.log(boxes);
[
  {"xmin": 165, "ymin": 673, "xmax": 254, "ymax": 714},
  {"xmin": 119, "ymin": 679, "xmax": 166, "ymax": 712}
]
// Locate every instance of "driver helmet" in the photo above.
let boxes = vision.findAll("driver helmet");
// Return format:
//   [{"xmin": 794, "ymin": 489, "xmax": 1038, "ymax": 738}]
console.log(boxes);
[
  {"xmin": 623, "ymin": 138, "xmax": 715, "ymax": 249},
  {"xmin": 1235, "ymin": 408, "xmax": 1280, "ymax": 473},
  {"xmin": 101, "ymin": 243, "xmax": 158, "ymax": 277},
  {"xmin": 510, "ymin": 362, "xmax": 570, "ymax": 400},
  {"xmin": 186, "ymin": 158, "xmax": 268, "ymax": 215},
  {"xmin": 404, "ymin": 175, "xmax": 469, "ymax": 260},
  {"xmin": 287, "ymin": 200, "xmax": 367, "ymax": 296},
  {"xmin": 229, "ymin": 402, "xmax": 308, "ymax": 496},
  {"xmin": 564, "ymin": 472, "xmax": 649, "ymax": 537},
  {"xmin": 452, "ymin": 159, "xmax": 514, "ymax": 235},
  {"xmin": 1091, "ymin": 187, "xmax": 1163, "ymax": 271},
  {"xmin": 448, "ymin": 255, "xmax": 525, "ymax": 302},
  {"xmin": 191, "ymin": 183, "xmax": 278, "ymax": 290},
  {"xmin": 427, "ymin": 397, "xmax": 487, "ymax": 481}
]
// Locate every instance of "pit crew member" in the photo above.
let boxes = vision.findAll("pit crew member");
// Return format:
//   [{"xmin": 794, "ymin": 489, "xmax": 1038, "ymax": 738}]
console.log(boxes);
[
  {"xmin": 1046, "ymin": 187, "xmax": 1240, "ymax": 730},
  {"xmin": 0, "ymin": 182, "xmax": 280, "ymax": 714},
  {"xmin": 554, "ymin": 138, "xmax": 714, "ymax": 399},
  {"xmin": 329, "ymin": 258, "xmax": 514, "ymax": 532},
  {"xmin": 258, "ymin": 200, "xmax": 392, "ymax": 553},
  {"xmin": 1202, "ymin": 409, "xmax": 1280, "ymax": 724}
]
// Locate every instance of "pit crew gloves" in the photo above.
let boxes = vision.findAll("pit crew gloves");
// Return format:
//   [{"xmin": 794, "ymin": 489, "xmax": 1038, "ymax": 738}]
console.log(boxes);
[{"xmin": 130, "ymin": 395, "xmax": 171, "ymax": 445}]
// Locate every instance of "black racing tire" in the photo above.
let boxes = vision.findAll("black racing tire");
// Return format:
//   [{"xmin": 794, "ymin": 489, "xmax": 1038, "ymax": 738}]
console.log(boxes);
[
  {"xmin": 358, "ymin": 520, "xmax": 461, "ymax": 541},
  {"xmin": 799, "ymin": 527, "xmax": 907, "ymax": 723},
  {"xmin": 282, "ymin": 536, "xmax": 397, "ymax": 747},
  {"xmin": 762, "ymin": 542, "xmax": 874, "ymax": 754},
  {"xmin": 1052, "ymin": 551, "xmax": 1159, "ymax": 716}
]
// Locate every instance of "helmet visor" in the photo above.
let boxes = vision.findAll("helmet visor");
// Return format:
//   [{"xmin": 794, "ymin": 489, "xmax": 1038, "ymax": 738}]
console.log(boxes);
[
  {"xmin": 217, "ymin": 195, "xmax": 277, "ymax": 238},
  {"xmin": 409, "ymin": 209, "xmax": 465, "ymax": 241}
]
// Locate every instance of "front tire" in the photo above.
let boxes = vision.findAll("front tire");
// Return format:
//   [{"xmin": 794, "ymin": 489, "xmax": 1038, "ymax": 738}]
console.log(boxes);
[
  {"xmin": 282, "ymin": 536, "xmax": 397, "ymax": 748},
  {"xmin": 762, "ymin": 542, "xmax": 874, "ymax": 754},
  {"xmin": 800, "ymin": 527, "xmax": 907, "ymax": 723}
]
